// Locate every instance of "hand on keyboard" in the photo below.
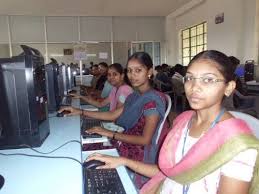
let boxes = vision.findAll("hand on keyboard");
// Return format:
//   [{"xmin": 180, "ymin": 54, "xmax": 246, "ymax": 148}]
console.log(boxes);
[
  {"xmin": 86, "ymin": 126, "xmax": 113, "ymax": 138},
  {"xmin": 86, "ymin": 153, "xmax": 124, "ymax": 169}
]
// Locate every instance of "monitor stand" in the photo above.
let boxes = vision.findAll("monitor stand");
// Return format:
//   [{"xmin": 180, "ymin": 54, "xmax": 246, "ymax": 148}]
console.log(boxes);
[{"xmin": 0, "ymin": 174, "xmax": 4, "ymax": 189}]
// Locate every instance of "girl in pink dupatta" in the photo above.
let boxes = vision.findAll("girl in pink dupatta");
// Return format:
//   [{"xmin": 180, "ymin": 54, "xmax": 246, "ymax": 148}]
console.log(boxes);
[{"xmin": 86, "ymin": 50, "xmax": 259, "ymax": 194}]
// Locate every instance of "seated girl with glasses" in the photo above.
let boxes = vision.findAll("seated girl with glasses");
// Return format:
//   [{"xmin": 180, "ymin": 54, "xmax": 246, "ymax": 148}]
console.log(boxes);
[
  {"xmin": 59, "ymin": 52, "xmax": 169, "ymax": 188},
  {"xmin": 86, "ymin": 50, "xmax": 259, "ymax": 194}
]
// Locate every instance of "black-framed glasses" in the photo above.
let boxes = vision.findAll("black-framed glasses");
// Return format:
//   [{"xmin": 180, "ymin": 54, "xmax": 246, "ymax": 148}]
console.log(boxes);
[{"xmin": 183, "ymin": 75, "xmax": 225, "ymax": 85}]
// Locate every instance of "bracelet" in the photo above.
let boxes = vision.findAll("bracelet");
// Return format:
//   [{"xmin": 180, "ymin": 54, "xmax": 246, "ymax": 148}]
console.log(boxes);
[{"xmin": 112, "ymin": 131, "xmax": 118, "ymax": 140}]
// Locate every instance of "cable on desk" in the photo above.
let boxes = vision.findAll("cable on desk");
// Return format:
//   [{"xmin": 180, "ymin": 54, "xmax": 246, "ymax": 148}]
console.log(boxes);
[
  {"xmin": 0, "ymin": 152, "xmax": 82, "ymax": 165},
  {"xmin": 20, "ymin": 140, "xmax": 81, "ymax": 155},
  {"xmin": 48, "ymin": 115, "xmax": 57, "ymax": 118}
]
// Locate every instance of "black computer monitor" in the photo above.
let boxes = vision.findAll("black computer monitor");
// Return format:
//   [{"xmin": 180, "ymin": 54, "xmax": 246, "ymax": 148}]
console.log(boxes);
[
  {"xmin": 244, "ymin": 60, "xmax": 254, "ymax": 82},
  {"xmin": 58, "ymin": 64, "xmax": 65, "ymax": 99},
  {"xmin": 46, "ymin": 60, "xmax": 60, "ymax": 112},
  {"xmin": 254, "ymin": 65, "xmax": 259, "ymax": 82},
  {"xmin": 0, "ymin": 45, "xmax": 50, "ymax": 149}
]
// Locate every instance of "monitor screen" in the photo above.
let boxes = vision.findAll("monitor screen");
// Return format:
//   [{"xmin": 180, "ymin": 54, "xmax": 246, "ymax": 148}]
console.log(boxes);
[{"xmin": 235, "ymin": 65, "xmax": 245, "ymax": 77}]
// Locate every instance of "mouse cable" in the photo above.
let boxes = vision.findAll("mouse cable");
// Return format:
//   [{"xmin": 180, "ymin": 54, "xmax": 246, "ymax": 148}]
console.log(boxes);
[
  {"xmin": 48, "ymin": 115, "xmax": 57, "ymax": 118},
  {"xmin": 0, "ymin": 152, "xmax": 82, "ymax": 165},
  {"xmin": 19, "ymin": 139, "xmax": 81, "ymax": 155}
]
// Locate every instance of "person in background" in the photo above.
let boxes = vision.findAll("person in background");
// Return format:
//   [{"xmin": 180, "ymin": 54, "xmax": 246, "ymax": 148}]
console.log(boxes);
[
  {"xmin": 95, "ymin": 62, "xmax": 108, "ymax": 91},
  {"xmin": 171, "ymin": 64, "xmax": 184, "ymax": 81},
  {"xmin": 154, "ymin": 65, "xmax": 172, "ymax": 92},
  {"xmin": 71, "ymin": 63, "xmax": 133, "ymax": 111},
  {"xmin": 90, "ymin": 64, "xmax": 100, "ymax": 89},
  {"xmin": 229, "ymin": 56, "xmax": 247, "ymax": 95},
  {"xmin": 84, "ymin": 62, "xmax": 109, "ymax": 98},
  {"xmin": 86, "ymin": 50, "xmax": 259, "ymax": 194},
  {"xmin": 59, "ymin": 52, "xmax": 169, "ymax": 188}
]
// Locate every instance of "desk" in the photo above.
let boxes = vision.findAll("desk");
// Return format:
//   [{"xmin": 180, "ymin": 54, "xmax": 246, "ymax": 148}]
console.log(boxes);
[
  {"xmin": 0, "ymin": 115, "xmax": 83, "ymax": 194},
  {"xmin": 0, "ymin": 98, "xmax": 136, "ymax": 194}
]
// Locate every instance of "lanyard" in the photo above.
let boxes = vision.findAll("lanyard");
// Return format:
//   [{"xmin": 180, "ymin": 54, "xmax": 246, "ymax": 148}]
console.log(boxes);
[{"xmin": 182, "ymin": 108, "xmax": 225, "ymax": 194}]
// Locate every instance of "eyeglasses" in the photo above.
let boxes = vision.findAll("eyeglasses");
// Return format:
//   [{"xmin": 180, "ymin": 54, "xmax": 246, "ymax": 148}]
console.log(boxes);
[{"xmin": 183, "ymin": 75, "xmax": 226, "ymax": 85}]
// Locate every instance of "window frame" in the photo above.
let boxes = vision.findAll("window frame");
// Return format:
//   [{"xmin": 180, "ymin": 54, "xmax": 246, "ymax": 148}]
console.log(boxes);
[{"xmin": 181, "ymin": 22, "xmax": 207, "ymax": 66}]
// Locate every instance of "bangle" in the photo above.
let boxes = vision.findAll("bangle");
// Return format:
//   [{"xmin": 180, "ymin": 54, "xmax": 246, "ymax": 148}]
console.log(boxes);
[{"xmin": 112, "ymin": 131, "xmax": 117, "ymax": 140}]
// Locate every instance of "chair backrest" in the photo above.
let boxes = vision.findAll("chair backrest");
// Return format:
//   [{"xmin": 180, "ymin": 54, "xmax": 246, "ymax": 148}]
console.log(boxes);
[
  {"xmin": 230, "ymin": 111, "xmax": 259, "ymax": 139},
  {"xmin": 155, "ymin": 94, "xmax": 172, "ymax": 144}
]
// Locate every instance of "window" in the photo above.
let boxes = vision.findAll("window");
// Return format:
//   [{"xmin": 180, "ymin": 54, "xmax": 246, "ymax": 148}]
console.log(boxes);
[
  {"xmin": 181, "ymin": 22, "xmax": 207, "ymax": 66},
  {"xmin": 131, "ymin": 42, "xmax": 161, "ymax": 66}
]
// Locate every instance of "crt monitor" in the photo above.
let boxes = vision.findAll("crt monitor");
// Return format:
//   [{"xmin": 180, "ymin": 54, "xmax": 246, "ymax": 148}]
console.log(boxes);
[
  {"xmin": 0, "ymin": 45, "xmax": 50, "ymax": 149},
  {"xmin": 45, "ymin": 59, "xmax": 60, "ymax": 112},
  {"xmin": 244, "ymin": 60, "xmax": 254, "ymax": 82},
  {"xmin": 254, "ymin": 65, "xmax": 259, "ymax": 82}
]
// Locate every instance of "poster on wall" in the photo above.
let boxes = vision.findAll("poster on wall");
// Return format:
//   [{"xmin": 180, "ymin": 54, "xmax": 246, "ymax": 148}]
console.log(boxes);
[
  {"xmin": 215, "ymin": 13, "xmax": 224, "ymax": 24},
  {"xmin": 64, "ymin": 49, "xmax": 73, "ymax": 55},
  {"xmin": 99, "ymin": 52, "xmax": 108, "ymax": 59},
  {"xmin": 74, "ymin": 44, "xmax": 87, "ymax": 61}
]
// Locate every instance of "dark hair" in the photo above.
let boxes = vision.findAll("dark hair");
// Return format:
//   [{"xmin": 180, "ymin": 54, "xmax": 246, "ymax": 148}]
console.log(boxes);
[
  {"xmin": 127, "ymin": 52, "xmax": 153, "ymax": 70},
  {"xmin": 188, "ymin": 50, "xmax": 236, "ymax": 82},
  {"xmin": 228, "ymin": 56, "xmax": 240, "ymax": 68},
  {"xmin": 174, "ymin": 63, "xmax": 185, "ymax": 76},
  {"xmin": 108, "ymin": 63, "xmax": 131, "ymax": 86},
  {"xmin": 228, "ymin": 56, "xmax": 240, "ymax": 80},
  {"xmin": 109, "ymin": 63, "xmax": 124, "ymax": 74},
  {"xmin": 155, "ymin": 65, "xmax": 162, "ymax": 71},
  {"xmin": 98, "ymin": 62, "xmax": 108, "ymax": 68}
]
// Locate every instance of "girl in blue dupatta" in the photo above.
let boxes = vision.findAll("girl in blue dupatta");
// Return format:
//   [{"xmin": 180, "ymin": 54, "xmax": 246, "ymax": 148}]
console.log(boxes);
[{"xmin": 60, "ymin": 52, "xmax": 169, "ymax": 188}]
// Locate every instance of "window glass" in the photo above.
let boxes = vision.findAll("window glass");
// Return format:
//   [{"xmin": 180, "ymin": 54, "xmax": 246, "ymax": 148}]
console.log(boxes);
[{"xmin": 181, "ymin": 22, "xmax": 207, "ymax": 65}]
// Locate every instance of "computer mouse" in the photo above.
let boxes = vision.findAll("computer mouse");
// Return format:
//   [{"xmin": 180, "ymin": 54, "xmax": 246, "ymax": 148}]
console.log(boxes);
[
  {"xmin": 56, "ymin": 110, "xmax": 71, "ymax": 117},
  {"xmin": 83, "ymin": 160, "xmax": 105, "ymax": 169},
  {"xmin": 68, "ymin": 90, "xmax": 77, "ymax": 94},
  {"xmin": 0, "ymin": 174, "xmax": 4, "ymax": 190}
]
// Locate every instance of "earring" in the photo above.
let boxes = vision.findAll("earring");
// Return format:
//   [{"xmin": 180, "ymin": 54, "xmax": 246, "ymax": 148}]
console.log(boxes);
[
  {"xmin": 148, "ymin": 74, "xmax": 151, "ymax": 79},
  {"xmin": 225, "ymin": 91, "xmax": 231, "ymax": 97}
]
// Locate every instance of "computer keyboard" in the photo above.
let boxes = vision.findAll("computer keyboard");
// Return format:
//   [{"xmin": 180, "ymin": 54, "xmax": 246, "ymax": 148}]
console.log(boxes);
[
  {"xmin": 81, "ymin": 118, "xmax": 102, "ymax": 138},
  {"xmin": 84, "ymin": 168, "xmax": 126, "ymax": 194}
]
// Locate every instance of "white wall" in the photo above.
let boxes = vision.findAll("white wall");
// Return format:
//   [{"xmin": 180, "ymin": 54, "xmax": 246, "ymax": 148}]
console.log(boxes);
[
  {"xmin": 166, "ymin": 0, "xmax": 258, "ymax": 65},
  {"xmin": 0, "ymin": 44, "xmax": 9, "ymax": 58},
  {"xmin": 0, "ymin": 15, "xmax": 165, "ymax": 65}
]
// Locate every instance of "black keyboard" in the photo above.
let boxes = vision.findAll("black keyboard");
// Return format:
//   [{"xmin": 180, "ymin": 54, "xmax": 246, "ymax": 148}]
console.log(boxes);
[
  {"xmin": 81, "ymin": 118, "xmax": 102, "ymax": 138},
  {"xmin": 84, "ymin": 168, "xmax": 126, "ymax": 194}
]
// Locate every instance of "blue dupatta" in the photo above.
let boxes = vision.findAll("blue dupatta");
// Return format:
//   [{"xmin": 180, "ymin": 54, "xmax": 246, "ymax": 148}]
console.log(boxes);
[
  {"xmin": 116, "ymin": 89, "xmax": 166, "ymax": 163},
  {"xmin": 116, "ymin": 89, "xmax": 165, "ymax": 132}
]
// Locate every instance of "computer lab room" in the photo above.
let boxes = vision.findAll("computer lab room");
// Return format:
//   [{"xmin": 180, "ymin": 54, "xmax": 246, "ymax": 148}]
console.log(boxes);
[{"xmin": 0, "ymin": 0, "xmax": 259, "ymax": 194}]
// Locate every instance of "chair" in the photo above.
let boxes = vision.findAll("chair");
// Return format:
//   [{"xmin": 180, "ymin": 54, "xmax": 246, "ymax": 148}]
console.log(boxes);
[
  {"xmin": 155, "ymin": 94, "xmax": 172, "ymax": 144},
  {"xmin": 230, "ymin": 111, "xmax": 259, "ymax": 139},
  {"xmin": 153, "ymin": 78, "xmax": 173, "ymax": 94},
  {"xmin": 223, "ymin": 89, "xmax": 257, "ymax": 117}
]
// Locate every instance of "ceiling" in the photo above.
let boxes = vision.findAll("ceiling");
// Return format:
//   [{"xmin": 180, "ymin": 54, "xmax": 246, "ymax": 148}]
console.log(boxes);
[{"xmin": 0, "ymin": 0, "xmax": 193, "ymax": 16}]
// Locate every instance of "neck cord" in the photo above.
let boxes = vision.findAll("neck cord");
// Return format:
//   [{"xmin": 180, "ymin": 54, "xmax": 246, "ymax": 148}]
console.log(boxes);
[{"xmin": 182, "ymin": 108, "xmax": 225, "ymax": 194}]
